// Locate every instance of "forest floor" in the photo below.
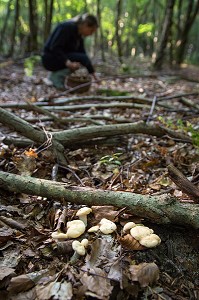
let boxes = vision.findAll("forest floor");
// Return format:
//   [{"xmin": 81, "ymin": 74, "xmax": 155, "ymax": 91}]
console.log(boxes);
[{"xmin": 0, "ymin": 59, "xmax": 199, "ymax": 300}]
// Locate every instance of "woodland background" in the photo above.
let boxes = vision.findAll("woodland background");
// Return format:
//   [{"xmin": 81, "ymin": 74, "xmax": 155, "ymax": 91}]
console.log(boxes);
[
  {"xmin": 0, "ymin": 0, "xmax": 199, "ymax": 68},
  {"xmin": 0, "ymin": 1, "xmax": 199, "ymax": 300}
]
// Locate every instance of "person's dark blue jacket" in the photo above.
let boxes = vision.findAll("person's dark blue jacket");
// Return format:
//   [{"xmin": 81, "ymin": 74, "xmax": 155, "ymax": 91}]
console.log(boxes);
[{"xmin": 42, "ymin": 20, "xmax": 95, "ymax": 73}]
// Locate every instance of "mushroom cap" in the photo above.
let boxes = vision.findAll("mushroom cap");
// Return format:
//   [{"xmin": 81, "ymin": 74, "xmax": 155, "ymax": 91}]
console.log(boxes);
[
  {"xmin": 51, "ymin": 231, "xmax": 68, "ymax": 239},
  {"xmin": 81, "ymin": 238, "xmax": 89, "ymax": 247},
  {"xmin": 99, "ymin": 218, "xmax": 117, "ymax": 234},
  {"xmin": 66, "ymin": 220, "xmax": 86, "ymax": 238},
  {"xmin": 130, "ymin": 226, "xmax": 153, "ymax": 240},
  {"xmin": 76, "ymin": 207, "xmax": 92, "ymax": 217},
  {"xmin": 123, "ymin": 222, "xmax": 136, "ymax": 233},
  {"xmin": 139, "ymin": 234, "xmax": 161, "ymax": 248},
  {"xmin": 72, "ymin": 240, "xmax": 86, "ymax": 255},
  {"xmin": 88, "ymin": 225, "xmax": 100, "ymax": 233}
]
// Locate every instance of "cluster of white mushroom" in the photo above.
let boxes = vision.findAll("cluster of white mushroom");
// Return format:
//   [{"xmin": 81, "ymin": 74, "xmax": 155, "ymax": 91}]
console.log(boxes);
[
  {"xmin": 123, "ymin": 222, "xmax": 161, "ymax": 248},
  {"xmin": 51, "ymin": 207, "xmax": 161, "ymax": 258},
  {"xmin": 51, "ymin": 207, "xmax": 93, "ymax": 257}
]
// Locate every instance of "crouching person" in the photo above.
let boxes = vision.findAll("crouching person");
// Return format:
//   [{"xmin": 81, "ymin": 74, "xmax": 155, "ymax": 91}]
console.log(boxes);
[{"xmin": 42, "ymin": 13, "xmax": 98, "ymax": 89}]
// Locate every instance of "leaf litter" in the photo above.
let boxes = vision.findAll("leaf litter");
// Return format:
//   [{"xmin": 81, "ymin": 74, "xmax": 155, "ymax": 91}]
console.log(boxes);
[{"xmin": 0, "ymin": 62, "xmax": 199, "ymax": 299}]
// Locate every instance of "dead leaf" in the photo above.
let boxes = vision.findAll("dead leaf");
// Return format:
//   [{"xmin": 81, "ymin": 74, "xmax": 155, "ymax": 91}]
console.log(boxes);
[
  {"xmin": 36, "ymin": 281, "xmax": 73, "ymax": 300},
  {"xmin": 118, "ymin": 234, "xmax": 145, "ymax": 250},
  {"xmin": 80, "ymin": 267, "xmax": 113, "ymax": 299},
  {"xmin": 0, "ymin": 267, "xmax": 16, "ymax": 289},
  {"xmin": 24, "ymin": 148, "xmax": 38, "ymax": 158},
  {"xmin": 91, "ymin": 206, "xmax": 120, "ymax": 223},
  {"xmin": 129, "ymin": 262, "xmax": 159, "ymax": 287},
  {"xmin": 0, "ymin": 226, "xmax": 14, "ymax": 245},
  {"xmin": 7, "ymin": 274, "xmax": 35, "ymax": 294},
  {"xmin": 85, "ymin": 236, "xmax": 119, "ymax": 269}
]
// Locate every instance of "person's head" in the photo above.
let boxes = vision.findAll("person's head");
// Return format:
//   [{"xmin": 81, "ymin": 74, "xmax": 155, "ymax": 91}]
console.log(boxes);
[{"xmin": 76, "ymin": 14, "xmax": 98, "ymax": 36}]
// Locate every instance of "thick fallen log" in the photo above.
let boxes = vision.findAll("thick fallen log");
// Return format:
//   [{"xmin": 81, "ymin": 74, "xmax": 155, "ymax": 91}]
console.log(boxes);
[{"xmin": 0, "ymin": 171, "xmax": 199, "ymax": 228}]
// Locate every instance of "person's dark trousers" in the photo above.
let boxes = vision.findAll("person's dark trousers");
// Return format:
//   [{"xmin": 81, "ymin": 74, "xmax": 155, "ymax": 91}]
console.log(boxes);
[{"xmin": 42, "ymin": 52, "xmax": 93, "ymax": 89}]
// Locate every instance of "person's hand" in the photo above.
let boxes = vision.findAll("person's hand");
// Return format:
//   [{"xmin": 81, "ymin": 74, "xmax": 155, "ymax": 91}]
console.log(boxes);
[
  {"xmin": 65, "ymin": 60, "xmax": 81, "ymax": 71},
  {"xmin": 92, "ymin": 73, "xmax": 99, "ymax": 81}
]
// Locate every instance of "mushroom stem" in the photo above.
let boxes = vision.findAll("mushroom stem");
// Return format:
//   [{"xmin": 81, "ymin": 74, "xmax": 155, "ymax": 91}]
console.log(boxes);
[
  {"xmin": 69, "ymin": 252, "xmax": 80, "ymax": 265},
  {"xmin": 79, "ymin": 215, "xmax": 87, "ymax": 226}
]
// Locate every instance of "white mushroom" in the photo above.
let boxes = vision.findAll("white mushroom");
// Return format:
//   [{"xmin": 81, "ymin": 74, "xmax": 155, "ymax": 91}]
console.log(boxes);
[
  {"xmin": 72, "ymin": 240, "xmax": 86, "ymax": 255},
  {"xmin": 51, "ymin": 231, "xmax": 68, "ymax": 240},
  {"xmin": 70, "ymin": 239, "xmax": 89, "ymax": 264},
  {"xmin": 123, "ymin": 222, "xmax": 136, "ymax": 233},
  {"xmin": 87, "ymin": 225, "xmax": 100, "ymax": 233},
  {"xmin": 139, "ymin": 234, "xmax": 161, "ymax": 248},
  {"xmin": 80, "ymin": 238, "xmax": 89, "ymax": 248},
  {"xmin": 130, "ymin": 226, "xmax": 153, "ymax": 241},
  {"xmin": 66, "ymin": 220, "xmax": 86, "ymax": 238},
  {"xmin": 76, "ymin": 207, "xmax": 92, "ymax": 226},
  {"xmin": 99, "ymin": 218, "xmax": 117, "ymax": 234}
]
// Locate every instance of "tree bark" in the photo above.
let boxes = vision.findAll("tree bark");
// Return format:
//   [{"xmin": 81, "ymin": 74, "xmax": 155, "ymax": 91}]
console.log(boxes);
[
  {"xmin": 153, "ymin": 0, "xmax": 176, "ymax": 70},
  {"xmin": 115, "ymin": 0, "xmax": 123, "ymax": 63},
  {"xmin": 96, "ymin": 0, "xmax": 106, "ymax": 61},
  {"xmin": 0, "ymin": 0, "xmax": 13, "ymax": 51},
  {"xmin": 0, "ymin": 171, "xmax": 198, "ymax": 228},
  {"xmin": 44, "ymin": 0, "xmax": 54, "ymax": 42},
  {"xmin": 175, "ymin": 0, "xmax": 199, "ymax": 65},
  {"xmin": 9, "ymin": 0, "xmax": 20, "ymax": 56},
  {"xmin": 28, "ymin": 0, "xmax": 38, "ymax": 52}
]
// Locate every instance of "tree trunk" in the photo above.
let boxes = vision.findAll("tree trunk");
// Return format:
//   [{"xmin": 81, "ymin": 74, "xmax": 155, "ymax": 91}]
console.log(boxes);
[
  {"xmin": 153, "ymin": 0, "xmax": 176, "ymax": 70},
  {"xmin": 96, "ymin": 0, "xmax": 106, "ymax": 61},
  {"xmin": 115, "ymin": 0, "xmax": 123, "ymax": 63},
  {"xmin": 44, "ymin": 0, "xmax": 54, "ymax": 42},
  {"xmin": 28, "ymin": 0, "xmax": 38, "ymax": 52},
  {"xmin": 175, "ymin": 0, "xmax": 199, "ymax": 65},
  {"xmin": 0, "ymin": 171, "xmax": 198, "ymax": 228},
  {"xmin": 0, "ymin": 0, "xmax": 13, "ymax": 51},
  {"xmin": 8, "ymin": 0, "xmax": 20, "ymax": 56}
]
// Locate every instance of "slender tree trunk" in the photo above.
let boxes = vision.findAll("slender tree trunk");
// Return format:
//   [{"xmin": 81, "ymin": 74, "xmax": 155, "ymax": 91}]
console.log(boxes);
[
  {"xmin": 8, "ymin": 0, "xmax": 20, "ymax": 56},
  {"xmin": 153, "ymin": 0, "xmax": 176, "ymax": 70},
  {"xmin": 96, "ymin": 0, "xmax": 105, "ymax": 61},
  {"xmin": 175, "ymin": 0, "xmax": 199, "ymax": 65},
  {"xmin": 28, "ymin": 0, "xmax": 38, "ymax": 52},
  {"xmin": 44, "ymin": 0, "xmax": 54, "ymax": 42},
  {"xmin": 0, "ymin": 0, "xmax": 13, "ymax": 51},
  {"xmin": 115, "ymin": 0, "xmax": 123, "ymax": 63}
]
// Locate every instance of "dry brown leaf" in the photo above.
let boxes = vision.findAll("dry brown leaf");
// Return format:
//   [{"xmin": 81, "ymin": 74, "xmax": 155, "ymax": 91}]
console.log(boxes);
[
  {"xmin": 80, "ymin": 267, "xmax": 113, "ymax": 299},
  {"xmin": 0, "ymin": 267, "xmax": 16, "ymax": 289},
  {"xmin": 7, "ymin": 274, "xmax": 35, "ymax": 294},
  {"xmin": 36, "ymin": 281, "xmax": 73, "ymax": 300},
  {"xmin": 118, "ymin": 234, "xmax": 145, "ymax": 250},
  {"xmin": 129, "ymin": 262, "xmax": 159, "ymax": 287},
  {"xmin": 0, "ymin": 227, "xmax": 14, "ymax": 245},
  {"xmin": 91, "ymin": 206, "xmax": 120, "ymax": 223}
]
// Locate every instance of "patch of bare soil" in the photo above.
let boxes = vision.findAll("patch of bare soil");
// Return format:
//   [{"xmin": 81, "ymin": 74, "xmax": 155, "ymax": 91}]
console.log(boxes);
[{"xmin": 0, "ymin": 61, "xmax": 199, "ymax": 299}]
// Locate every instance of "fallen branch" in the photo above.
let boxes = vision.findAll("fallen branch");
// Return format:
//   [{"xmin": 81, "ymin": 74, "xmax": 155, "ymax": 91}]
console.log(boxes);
[
  {"xmin": 0, "ymin": 171, "xmax": 199, "ymax": 228},
  {"xmin": 168, "ymin": 164, "xmax": 199, "ymax": 203},
  {"xmin": 157, "ymin": 92, "xmax": 198, "ymax": 102},
  {"xmin": 180, "ymin": 97, "xmax": 199, "ymax": 112},
  {"xmin": 0, "ymin": 107, "xmax": 192, "ymax": 149}
]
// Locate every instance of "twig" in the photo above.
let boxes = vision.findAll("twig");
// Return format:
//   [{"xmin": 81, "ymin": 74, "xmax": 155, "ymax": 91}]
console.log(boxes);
[
  {"xmin": 168, "ymin": 164, "xmax": 199, "ymax": 203},
  {"xmin": 146, "ymin": 96, "xmax": 157, "ymax": 124},
  {"xmin": 157, "ymin": 92, "xmax": 198, "ymax": 102}
]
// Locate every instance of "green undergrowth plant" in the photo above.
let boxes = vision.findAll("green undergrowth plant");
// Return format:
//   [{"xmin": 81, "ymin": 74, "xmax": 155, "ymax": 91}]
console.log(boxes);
[
  {"xmin": 99, "ymin": 153, "xmax": 123, "ymax": 166},
  {"xmin": 158, "ymin": 117, "xmax": 199, "ymax": 148},
  {"xmin": 24, "ymin": 55, "xmax": 41, "ymax": 76}
]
